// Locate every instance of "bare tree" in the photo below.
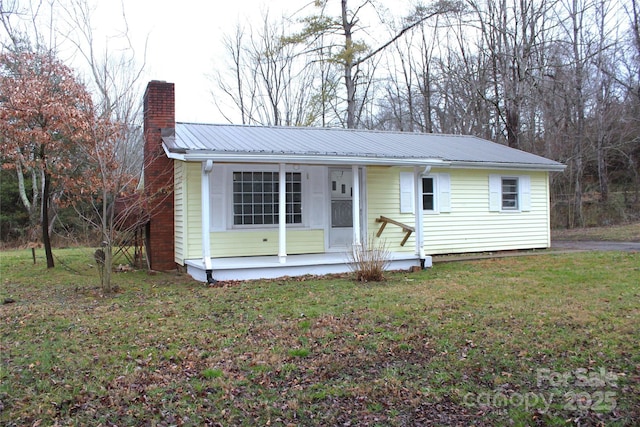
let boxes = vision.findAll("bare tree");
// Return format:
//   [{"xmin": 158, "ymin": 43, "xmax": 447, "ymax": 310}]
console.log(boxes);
[
  {"xmin": 464, "ymin": 0, "xmax": 553, "ymax": 149},
  {"xmin": 212, "ymin": 13, "xmax": 318, "ymax": 127},
  {"xmin": 284, "ymin": 0, "xmax": 461, "ymax": 128},
  {"xmin": 56, "ymin": 0, "xmax": 149, "ymax": 291},
  {"xmin": 213, "ymin": 25, "xmax": 259, "ymax": 125},
  {"xmin": 413, "ymin": 22, "xmax": 441, "ymax": 133}
]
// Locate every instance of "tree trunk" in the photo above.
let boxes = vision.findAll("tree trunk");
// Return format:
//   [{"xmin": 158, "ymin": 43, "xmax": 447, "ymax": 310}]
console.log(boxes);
[
  {"xmin": 571, "ymin": 0, "xmax": 586, "ymax": 228},
  {"xmin": 597, "ymin": 137, "xmax": 608, "ymax": 202},
  {"xmin": 103, "ymin": 244, "xmax": 113, "ymax": 293},
  {"xmin": 631, "ymin": 154, "xmax": 640, "ymax": 204},
  {"xmin": 102, "ymin": 186, "xmax": 114, "ymax": 293},
  {"xmin": 15, "ymin": 161, "xmax": 41, "ymax": 241},
  {"xmin": 341, "ymin": 0, "xmax": 356, "ymax": 129},
  {"xmin": 505, "ymin": 107, "xmax": 520, "ymax": 148},
  {"xmin": 41, "ymin": 170, "xmax": 54, "ymax": 268},
  {"xmin": 573, "ymin": 144, "xmax": 584, "ymax": 228}
]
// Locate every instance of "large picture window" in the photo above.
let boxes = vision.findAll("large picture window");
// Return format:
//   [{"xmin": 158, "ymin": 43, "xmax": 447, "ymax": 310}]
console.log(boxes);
[{"xmin": 232, "ymin": 171, "xmax": 302, "ymax": 225}]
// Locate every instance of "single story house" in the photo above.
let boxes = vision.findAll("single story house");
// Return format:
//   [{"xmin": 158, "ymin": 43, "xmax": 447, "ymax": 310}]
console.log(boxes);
[{"xmin": 142, "ymin": 81, "xmax": 565, "ymax": 282}]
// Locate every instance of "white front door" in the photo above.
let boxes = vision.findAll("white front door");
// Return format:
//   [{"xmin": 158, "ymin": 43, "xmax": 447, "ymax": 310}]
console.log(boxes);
[{"xmin": 329, "ymin": 168, "xmax": 353, "ymax": 249}]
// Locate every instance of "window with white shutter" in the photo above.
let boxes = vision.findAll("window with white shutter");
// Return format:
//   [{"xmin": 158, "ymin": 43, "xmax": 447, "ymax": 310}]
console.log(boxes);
[{"xmin": 489, "ymin": 174, "xmax": 531, "ymax": 212}]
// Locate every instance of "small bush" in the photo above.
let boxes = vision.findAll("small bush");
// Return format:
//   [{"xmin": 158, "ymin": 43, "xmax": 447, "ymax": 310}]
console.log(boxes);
[{"xmin": 348, "ymin": 236, "xmax": 391, "ymax": 282}]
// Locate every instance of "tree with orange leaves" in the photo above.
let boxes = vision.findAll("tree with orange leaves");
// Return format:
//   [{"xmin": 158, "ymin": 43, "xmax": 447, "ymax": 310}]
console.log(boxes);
[
  {"xmin": 1, "ymin": 3, "xmax": 149, "ymax": 293},
  {"xmin": 0, "ymin": 49, "xmax": 94, "ymax": 268}
]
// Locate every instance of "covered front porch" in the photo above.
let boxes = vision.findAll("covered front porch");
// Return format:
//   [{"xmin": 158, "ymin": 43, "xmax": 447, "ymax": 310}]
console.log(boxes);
[
  {"xmin": 184, "ymin": 251, "xmax": 430, "ymax": 282},
  {"xmin": 185, "ymin": 161, "xmax": 433, "ymax": 283}
]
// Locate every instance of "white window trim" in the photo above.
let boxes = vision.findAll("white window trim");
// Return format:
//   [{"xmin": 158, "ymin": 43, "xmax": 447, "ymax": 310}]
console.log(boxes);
[
  {"xmin": 400, "ymin": 172, "xmax": 451, "ymax": 215},
  {"xmin": 501, "ymin": 176, "xmax": 520, "ymax": 211},
  {"xmin": 489, "ymin": 174, "xmax": 531, "ymax": 213},
  {"xmin": 422, "ymin": 175, "xmax": 438, "ymax": 214},
  {"xmin": 421, "ymin": 173, "xmax": 451, "ymax": 214},
  {"xmin": 218, "ymin": 164, "xmax": 310, "ymax": 230},
  {"xmin": 231, "ymin": 168, "xmax": 306, "ymax": 229},
  {"xmin": 401, "ymin": 172, "xmax": 451, "ymax": 215}
]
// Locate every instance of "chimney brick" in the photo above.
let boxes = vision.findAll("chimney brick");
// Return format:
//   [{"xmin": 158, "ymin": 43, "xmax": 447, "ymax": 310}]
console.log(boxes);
[{"xmin": 143, "ymin": 81, "xmax": 176, "ymax": 271}]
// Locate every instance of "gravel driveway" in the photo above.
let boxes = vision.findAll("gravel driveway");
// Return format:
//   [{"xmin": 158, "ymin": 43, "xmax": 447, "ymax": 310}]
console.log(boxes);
[{"xmin": 432, "ymin": 240, "xmax": 639, "ymax": 263}]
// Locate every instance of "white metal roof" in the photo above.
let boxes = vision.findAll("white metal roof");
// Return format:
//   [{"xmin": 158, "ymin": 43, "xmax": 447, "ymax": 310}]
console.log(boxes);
[{"xmin": 162, "ymin": 123, "xmax": 565, "ymax": 171}]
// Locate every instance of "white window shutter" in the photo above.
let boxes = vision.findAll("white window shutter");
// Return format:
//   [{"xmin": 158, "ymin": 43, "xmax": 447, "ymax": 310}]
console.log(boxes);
[
  {"xmin": 309, "ymin": 167, "xmax": 326, "ymax": 227},
  {"xmin": 438, "ymin": 173, "xmax": 451, "ymax": 213},
  {"xmin": 520, "ymin": 175, "xmax": 531, "ymax": 211},
  {"xmin": 399, "ymin": 171, "xmax": 415, "ymax": 214},
  {"xmin": 211, "ymin": 166, "xmax": 225, "ymax": 229},
  {"xmin": 489, "ymin": 174, "xmax": 501, "ymax": 212}
]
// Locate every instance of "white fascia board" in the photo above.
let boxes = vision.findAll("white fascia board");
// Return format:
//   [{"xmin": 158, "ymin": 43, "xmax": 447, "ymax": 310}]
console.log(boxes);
[
  {"xmin": 163, "ymin": 143, "xmax": 185, "ymax": 160},
  {"xmin": 170, "ymin": 150, "xmax": 449, "ymax": 167},
  {"xmin": 162, "ymin": 145, "xmax": 565, "ymax": 172},
  {"xmin": 448, "ymin": 161, "xmax": 566, "ymax": 172}
]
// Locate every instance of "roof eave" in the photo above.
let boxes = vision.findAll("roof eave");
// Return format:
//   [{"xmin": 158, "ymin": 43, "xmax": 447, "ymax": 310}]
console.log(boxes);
[
  {"xmin": 163, "ymin": 145, "xmax": 566, "ymax": 172},
  {"xmin": 449, "ymin": 161, "xmax": 566, "ymax": 172},
  {"xmin": 164, "ymin": 147, "xmax": 449, "ymax": 167}
]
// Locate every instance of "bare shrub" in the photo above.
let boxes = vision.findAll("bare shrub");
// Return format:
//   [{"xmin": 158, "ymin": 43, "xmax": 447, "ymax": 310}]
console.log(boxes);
[{"xmin": 348, "ymin": 236, "xmax": 391, "ymax": 282}]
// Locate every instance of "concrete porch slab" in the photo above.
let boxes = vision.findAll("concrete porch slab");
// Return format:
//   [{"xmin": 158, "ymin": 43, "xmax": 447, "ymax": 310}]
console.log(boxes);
[{"xmin": 185, "ymin": 252, "xmax": 430, "ymax": 282}]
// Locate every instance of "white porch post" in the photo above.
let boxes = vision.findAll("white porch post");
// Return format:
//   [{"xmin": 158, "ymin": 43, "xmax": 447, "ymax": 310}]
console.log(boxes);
[
  {"xmin": 352, "ymin": 165, "xmax": 361, "ymax": 249},
  {"xmin": 415, "ymin": 166, "xmax": 427, "ymax": 259},
  {"xmin": 278, "ymin": 163, "xmax": 287, "ymax": 263},
  {"xmin": 201, "ymin": 160, "xmax": 213, "ymax": 275}
]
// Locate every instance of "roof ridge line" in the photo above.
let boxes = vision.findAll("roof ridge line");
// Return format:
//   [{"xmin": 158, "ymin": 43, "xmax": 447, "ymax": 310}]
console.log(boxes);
[{"xmin": 175, "ymin": 122, "xmax": 471, "ymax": 138}]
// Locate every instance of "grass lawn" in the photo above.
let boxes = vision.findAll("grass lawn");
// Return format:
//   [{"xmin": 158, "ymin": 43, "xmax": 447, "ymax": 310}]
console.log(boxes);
[
  {"xmin": 552, "ymin": 222, "xmax": 640, "ymax": 242},
  {"xmin": 1, "ymin": 248, "xmax": 639, "ymax": 426}
]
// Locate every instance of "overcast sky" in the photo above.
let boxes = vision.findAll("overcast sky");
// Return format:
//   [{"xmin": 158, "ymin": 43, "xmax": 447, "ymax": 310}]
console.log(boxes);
[
  {"xmin": 99, "ymin": 0, "xmax": 301, "ymax": 123},
  {"xmin": 4, "ymin": 0, "xmax": 413, "ymax": 123},
  {"xmin": 107, "ymin": 0, "xmax": 407, "ymax": 124},
  {"xmin": 2, "ymin": 0, "xmax": 304, "ymax": 122}
]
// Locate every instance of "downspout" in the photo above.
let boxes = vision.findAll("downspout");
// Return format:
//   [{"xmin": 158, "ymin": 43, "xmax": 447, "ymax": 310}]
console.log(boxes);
[
  {"xmin": 202, "ymin": 160, "xmax": 215, "ymax": 283},
  {"xmin": 415, "ymin": 165, "xmax": 431, "ymax": 268}
]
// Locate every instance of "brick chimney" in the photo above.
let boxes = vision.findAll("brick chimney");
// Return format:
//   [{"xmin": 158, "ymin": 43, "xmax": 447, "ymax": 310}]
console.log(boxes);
[{"xmin": 143, "ymin": 81, "xmax": 176, "ymax": 271}]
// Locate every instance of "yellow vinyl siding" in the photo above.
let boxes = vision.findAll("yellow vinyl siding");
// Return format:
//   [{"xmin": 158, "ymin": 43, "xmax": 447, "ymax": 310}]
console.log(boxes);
[
  {"xmin": 423, "ymin": 169, "xmax": 550, "ymax": 254},
  {"xmin": 174, "ymin": 161, "xmax": 186, "ymax": 264},
  {"xmin": 179, "ymin": 162, "xmax": 551, "ymax": 262},
  {"xmin": 366, "ymin": 166, "xmax": 416, "ymax": 252},
  {"xmin": 366, "ymin": 167, "xmax": 550, "ymax": 255},
  {"xmin": 210, "ymin": 229, "xmax": 324, "ymax": 257},
  {"xmin": 180, "ymin": 162, "xmax": 325, "ymax": 259},
  {"xmin": 183, "ymin": 162, "xmax": 203, "ymax": 260}
]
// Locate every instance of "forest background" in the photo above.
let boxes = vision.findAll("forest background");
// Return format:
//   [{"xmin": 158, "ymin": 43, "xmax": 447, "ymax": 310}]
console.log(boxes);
[{"xmin": 1, "ymin": 0, "xmax": 639, "ymax": 252}]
